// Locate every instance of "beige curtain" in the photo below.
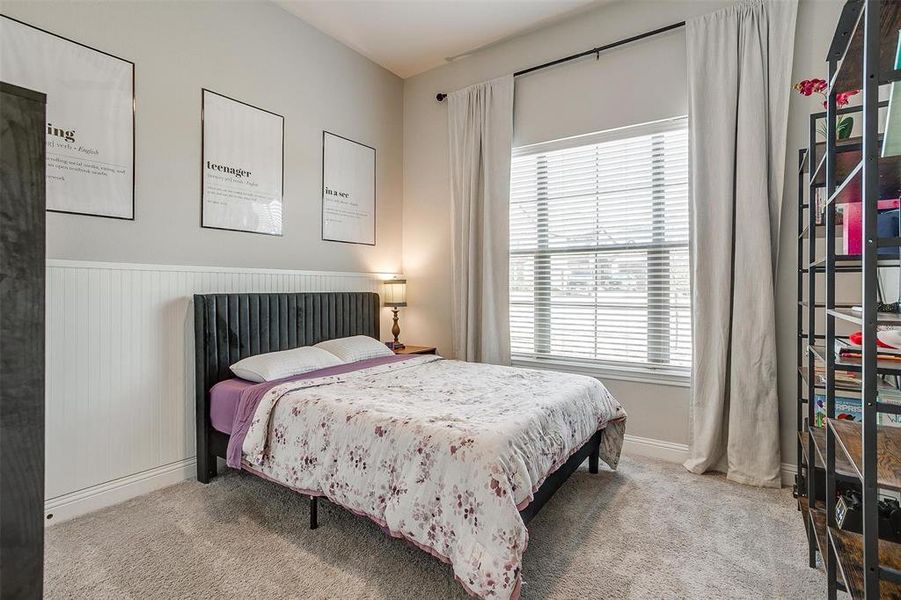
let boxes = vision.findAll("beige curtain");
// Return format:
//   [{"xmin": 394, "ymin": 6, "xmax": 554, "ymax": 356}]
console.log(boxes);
[
  {"xmin": 448, "ymin": 75, "xmax": 514, "ymax": 364},
  {"xmin": 683, "ymin": 0, "xmax": 798, "ymax": 487}
]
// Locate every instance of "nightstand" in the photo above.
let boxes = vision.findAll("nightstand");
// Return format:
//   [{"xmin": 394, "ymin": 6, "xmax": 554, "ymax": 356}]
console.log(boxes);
[{"xmin": 391, "ymin": 345, "xmax": 437, "ymax": 355}]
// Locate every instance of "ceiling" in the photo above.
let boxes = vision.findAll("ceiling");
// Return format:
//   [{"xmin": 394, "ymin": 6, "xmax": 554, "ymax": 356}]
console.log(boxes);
[{"xmin": 275, "ymin": 0, "xmax": 602, "ymax": 79}]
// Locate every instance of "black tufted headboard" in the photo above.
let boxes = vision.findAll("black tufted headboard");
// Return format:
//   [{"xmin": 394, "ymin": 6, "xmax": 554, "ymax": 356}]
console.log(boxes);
[{"xmin": 193, "ymin": 292, "xmax": 380, "ymax": 482}]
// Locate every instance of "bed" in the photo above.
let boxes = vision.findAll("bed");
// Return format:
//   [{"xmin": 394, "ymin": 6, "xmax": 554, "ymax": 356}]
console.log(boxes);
[{"xmin": 194, "ymin": 292, "xmax": 626, "ymax": 600}]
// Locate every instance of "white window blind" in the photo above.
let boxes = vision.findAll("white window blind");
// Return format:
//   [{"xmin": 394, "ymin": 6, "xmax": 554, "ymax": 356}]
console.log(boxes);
[{"xmin": 509, "ymin": 117, "xmax": 691, "ymax": 377}]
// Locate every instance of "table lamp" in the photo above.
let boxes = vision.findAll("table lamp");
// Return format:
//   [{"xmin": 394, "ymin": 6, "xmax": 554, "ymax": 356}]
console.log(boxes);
[{"xmin": 383, "ymin": 278, "xmax": 407, "ymax": 349}]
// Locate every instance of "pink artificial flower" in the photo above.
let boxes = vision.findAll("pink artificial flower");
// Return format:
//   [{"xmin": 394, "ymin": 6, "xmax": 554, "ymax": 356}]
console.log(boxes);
[
  {"xmin": 837, "ymin": 89, "xmax": 860, "ymax": 106},
  {"xmin": 794, "ymin": 78, "xmax": 829, "ymax": 97}
]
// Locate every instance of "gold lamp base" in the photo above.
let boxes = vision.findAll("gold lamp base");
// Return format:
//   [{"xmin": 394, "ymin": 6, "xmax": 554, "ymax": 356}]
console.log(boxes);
[{"xmin": 388, "ymin": 307, "xmax": 404, "ymax": 349}]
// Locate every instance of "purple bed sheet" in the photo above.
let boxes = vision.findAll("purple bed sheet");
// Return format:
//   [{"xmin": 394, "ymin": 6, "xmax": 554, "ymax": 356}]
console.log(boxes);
[
  {"xmin": 211, "ymin": 354, "xmax": 417, "ymax": 467},
  {"xmin": 209, "ymin": 378, "xmax": 255, "ymax": 434}
]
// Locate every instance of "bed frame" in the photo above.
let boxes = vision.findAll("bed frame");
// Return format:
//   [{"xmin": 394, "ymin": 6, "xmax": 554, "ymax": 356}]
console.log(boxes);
[{"xmin": 194, "ymin": 292, "xmax": 603, "ymax": 528}]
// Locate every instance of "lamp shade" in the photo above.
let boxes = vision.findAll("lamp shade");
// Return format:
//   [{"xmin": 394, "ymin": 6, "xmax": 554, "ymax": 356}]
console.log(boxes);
[{"xmin": 383, "ymin": 278, "xmax": 407, "ymax": 307}]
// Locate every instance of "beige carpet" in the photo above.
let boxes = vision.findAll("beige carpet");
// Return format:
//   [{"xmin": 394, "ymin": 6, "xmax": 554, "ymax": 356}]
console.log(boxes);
[{"xmin": 45, "ymin": 455, "xmax": 826, "ymax": 599}]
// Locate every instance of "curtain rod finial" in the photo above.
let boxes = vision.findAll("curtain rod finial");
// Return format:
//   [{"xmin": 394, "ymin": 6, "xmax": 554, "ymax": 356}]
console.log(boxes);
[{"xmin": 436, "ymin": 93, "xmax": 447, "ymax": 102}]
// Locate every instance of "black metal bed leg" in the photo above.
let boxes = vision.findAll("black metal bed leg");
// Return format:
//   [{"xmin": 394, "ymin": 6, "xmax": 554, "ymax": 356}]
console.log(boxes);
[
  {"xmin": 196, "ymin": 450, "xmax": 216, "ymax": 484},
  {"xmin": 310, "ymin": 496, "xmax": 318, "ymax": 529},
  {"xmin": 588, "ymin": 443, "xmax": 599, "ymax": 474}
]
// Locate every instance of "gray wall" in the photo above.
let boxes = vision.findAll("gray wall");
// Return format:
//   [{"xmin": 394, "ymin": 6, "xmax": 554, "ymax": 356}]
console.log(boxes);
[
  {"xmin": 0, "ymin": 0, "xmax": 405, "ymax": 275},
  {"xmin": 402, "ymin": 0, "xmax": 845, "ymax": 463}
]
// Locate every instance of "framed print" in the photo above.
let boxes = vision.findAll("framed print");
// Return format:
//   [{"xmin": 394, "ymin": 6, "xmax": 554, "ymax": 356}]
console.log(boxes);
[
  {"xmin": 0, "ymin": 15, "xmax": 135, "ymax": 219},
  {"xmin": 322, "ymin": 131, "xmax": 376, "ymax": 246},
  {"xmin": 201, "ymin": 89, "xmax": 284, "ymax": 236}
]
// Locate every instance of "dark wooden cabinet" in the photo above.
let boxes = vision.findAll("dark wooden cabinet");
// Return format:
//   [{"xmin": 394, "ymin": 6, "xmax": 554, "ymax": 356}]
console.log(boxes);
[{"xmin": 0, "ymin": 81, "xmax": 47, "ymax": 600}]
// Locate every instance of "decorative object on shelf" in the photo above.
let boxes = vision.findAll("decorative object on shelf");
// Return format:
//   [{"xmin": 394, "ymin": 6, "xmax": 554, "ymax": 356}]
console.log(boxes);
[
  {"xmin": 321, "ymin": 131, "xmax": 376, "ymax": 246},
  {"xmin": 792, "ymin": 77, "xmax": 860, "ymax": 140},
  {"xmin": 0, "ymin": 15, "xmax": 135, "ymax": 219},
  {"xmin": 383, "ymin": 278, "xmax": 407, "ymax": 349},
  {"xmin": 842, "ymin": 198, "xmax": 900, "ymax": 254},
  {"xmin": 850, "ymin": 330, "xmax": 901, "ymax": 348},
  {"xmin": 836, "ymin": 335, "xmax": 901, "ymax": 362},
  {"xmin": 201, "ymin": 89, "xmax": 284, "ymax": 235},
  {"xmin": 880, "ymin": 329, "xmax": 901, "ymax": 346},
  {"xmin": 814, "ymin": 187, "xmax": 826, "ymax": 225},
  {"xmin": 835, "ymin": 488, "xmax": 901, "ymax": 544}
]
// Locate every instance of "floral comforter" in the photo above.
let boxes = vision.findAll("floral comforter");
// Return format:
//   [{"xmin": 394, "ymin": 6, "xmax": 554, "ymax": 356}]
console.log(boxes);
[{"xmin": 238, "ymin": 355, "xmax": 626, "ymax": 599}]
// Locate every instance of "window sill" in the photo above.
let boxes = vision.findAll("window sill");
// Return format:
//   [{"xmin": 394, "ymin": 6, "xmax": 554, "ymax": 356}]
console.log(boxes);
[{"xmin": 511, "ymin": 356, "xmax": 691, "ymax": 388}]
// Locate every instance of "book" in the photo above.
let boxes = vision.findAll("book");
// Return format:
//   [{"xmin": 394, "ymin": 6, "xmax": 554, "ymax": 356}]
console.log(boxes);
[
  {"xmin": 835, "ymin": 337, "xmax": 901, "ymax": 361},
  {"xmin": 815, "ymin": 391, "xmax": 901, "ymax": 428}
]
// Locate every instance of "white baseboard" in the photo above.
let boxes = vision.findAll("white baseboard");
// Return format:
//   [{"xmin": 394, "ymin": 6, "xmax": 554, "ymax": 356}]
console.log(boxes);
[
  {"xmin": 44, "ymin": 458, "xmax": 196, "ymax": 525},
  {"xmin": 41, "ymin": 439, "xmax": 801, "ymax": 525},
  {"xmin": 781, "ymin": 462, "xmax": 798, "ymax": 487},
  {"xmin": 622, "ymin": 435, "xmax": 798, "ymax": 489},
  {"xmin": 621, "ymin": 434, "xmax": 689, "ymax": 463},
  {"xmin": 623, "ymin": 433, "xmax": 688, "ymax": 463}
]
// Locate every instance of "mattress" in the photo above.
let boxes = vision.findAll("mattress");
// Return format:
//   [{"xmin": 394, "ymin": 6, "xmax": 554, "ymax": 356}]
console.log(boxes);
[{"xmin": 229, "ymin": 355, "xmax": 627, "ymax": 600}]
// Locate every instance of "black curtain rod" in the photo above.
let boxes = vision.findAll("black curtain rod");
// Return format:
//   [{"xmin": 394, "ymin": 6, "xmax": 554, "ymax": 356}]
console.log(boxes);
[{"xmin": 435, "ymin": 21, "xmax": 686, "ymax": 102}]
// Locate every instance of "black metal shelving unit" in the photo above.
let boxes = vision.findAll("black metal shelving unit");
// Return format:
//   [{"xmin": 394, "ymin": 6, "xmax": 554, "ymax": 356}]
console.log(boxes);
[{"xmin": 797, "ymin": 1, "xmax": 901, "ymax": 598}]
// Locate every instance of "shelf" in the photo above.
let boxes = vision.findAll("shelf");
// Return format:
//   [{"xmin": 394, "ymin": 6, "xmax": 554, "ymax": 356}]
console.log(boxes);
[
  {"xmin": 799, "ymin": 496, "xmax": 830, "ymax": 565},
  {"xmin": 803, "ymin": 5, "xmax": 901, "ymax": 596},
  {"xmin": 825, "ymin": 154, "xmax": 901, "ymax": 206},
  {"xmin": 828, "ymin": 525, "xmax": 901, "ymax": 600},
  {"xmin": 826, "ymin": 155, "xmax": 901, "ymax": 205},
  {"xmin": 829, "ymin": 418, "xmax": 901, "ymax": 491},
  {"xmin": 830, "ymin": 1, "xmax": 901, "ymax": 94},
  {"xmin": 809, "ymin": 137, "xmax": 871, "ymax": 187},
  {"xmin": 809, "ymin": 345, "xmax": 901, "ymax": 375},
  {"xmin": 827, "ymin": 159, "xmax": 863, "ymax": 205},
  {"xmin": 828, "ymin": 307, "xmax": 901, "ymax": 326},
  {"xmin": 798, "ymin": 333, "xmax": 850, "ymax": 341},
  {"xmin": 809, "ymin": 255, "xmax": 901, "ymax": 271},
  {"xmin": 799, "ymin": 365, "xmax": 897, "ymax": 395},
  {"xmin": 800, "ymin": 427, "xmax": 860, "ymax": 481},
  {"xmin": 799, "ymin": 366, "xmax": 861, "ymax": 394},
  {"xmin": 799, "ymin": 223, "xmax": 843, "ymax": 240},
  {"xmin": 799, "ymin": 497, "xmax": 852, "ymax": 593},
  {"xmin": 799, "ymin": 301, "xmax": 858, "ymax": 309}
]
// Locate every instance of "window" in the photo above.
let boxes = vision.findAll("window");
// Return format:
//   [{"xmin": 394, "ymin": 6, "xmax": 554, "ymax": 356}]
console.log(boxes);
[{"xmin": 509, "ymin": 118, "xmax": 690, "ymax": 380}]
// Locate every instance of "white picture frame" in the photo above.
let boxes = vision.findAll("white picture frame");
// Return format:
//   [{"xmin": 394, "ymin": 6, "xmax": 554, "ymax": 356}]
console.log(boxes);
[
  {"xmin": 322, "ymin": 131, "xmax": 376, "ymax": 246},
  {"xmin": 201, "ymin": 89, "xmax": 284, "ymax": 236},
  {"xmin": 0, "ymin": 15, "xmax": 135, "ymax": 219}
]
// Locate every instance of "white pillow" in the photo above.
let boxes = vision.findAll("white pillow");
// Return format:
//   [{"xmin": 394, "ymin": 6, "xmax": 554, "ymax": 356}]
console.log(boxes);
[
  {"xmin": 230, "ymin": 346, "xmax": 344, "ymax": 383},
  {"xmin": 314, "ymin": 335, "xmax": 394, "ymax": 363}
]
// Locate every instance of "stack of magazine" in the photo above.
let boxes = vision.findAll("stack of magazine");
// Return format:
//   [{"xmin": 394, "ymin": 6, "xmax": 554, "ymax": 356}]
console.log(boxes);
[
  {"xmin": 811, "ymin": 363, "xmax": 862, "ymax": 388},
  {"xmin": 834, "ymin": 337, "xmax": 901, "ymax": 364}
]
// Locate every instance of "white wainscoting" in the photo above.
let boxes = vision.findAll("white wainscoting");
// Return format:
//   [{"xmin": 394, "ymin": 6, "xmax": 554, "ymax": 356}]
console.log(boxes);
[{"xmin": 44, "ymin": 259, "xmax": 390, "ymax": 523}]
